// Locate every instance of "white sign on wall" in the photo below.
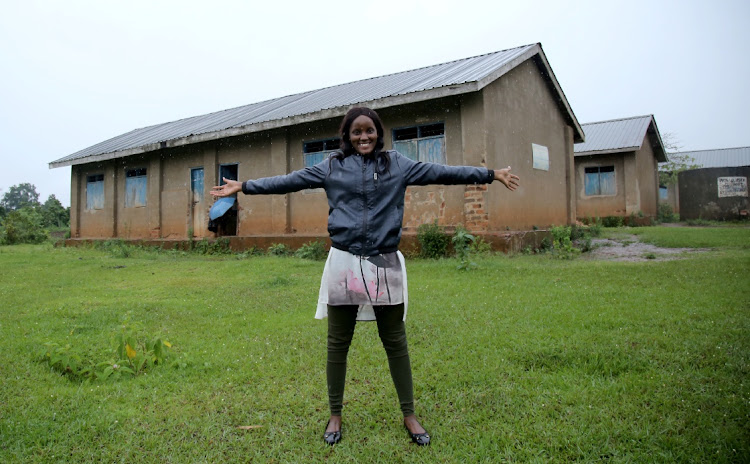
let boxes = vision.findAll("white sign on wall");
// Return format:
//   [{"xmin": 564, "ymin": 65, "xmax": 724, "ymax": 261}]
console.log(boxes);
[
  {"xmin": 532, "ymin": 143, "xmax": 549, "ymax": 171},
  {"xmin": 717, "ymin": 177, "xmax": 748, "ymax": 198}
]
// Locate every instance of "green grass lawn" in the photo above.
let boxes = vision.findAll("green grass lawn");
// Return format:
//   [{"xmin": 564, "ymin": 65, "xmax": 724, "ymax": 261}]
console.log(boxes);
[{"xmin": 1, "ymin": 226, "xmax": 748, "ymax": 463}]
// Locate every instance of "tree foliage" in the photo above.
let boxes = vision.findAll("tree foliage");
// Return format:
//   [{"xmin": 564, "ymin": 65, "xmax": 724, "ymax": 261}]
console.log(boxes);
[
  {"xmin": 658, "ymin": 132, "xmax": 702, "ymax": 186},
  {"xmin": 40, "ymin": 194, "xmax": 69, "ymax": 228},
  {"xmin": 0, "ymin": 183, "xmax": 40, "ymax": 211},
  {"xmin": 0, "ymin": 184, "xmax": 69, "ymax": 244},
  {"xmin": 0, "ymin": 207, "xmax": 48, "ymax": 245}
]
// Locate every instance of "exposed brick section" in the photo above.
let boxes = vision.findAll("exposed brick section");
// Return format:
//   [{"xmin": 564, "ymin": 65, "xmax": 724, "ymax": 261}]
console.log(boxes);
[{"xmin": 464, "ymin": 184, "xmax": 488, "ymax": 232}]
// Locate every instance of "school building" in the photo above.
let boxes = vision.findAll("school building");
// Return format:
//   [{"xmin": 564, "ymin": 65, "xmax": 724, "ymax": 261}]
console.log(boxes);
[
  {"xmin": 50, "ymin": 43, "xmax": 585, "ymax": 249},
  {"xmin": 573, "ymin": 115, "xmax": 667, "ymax": 220}
]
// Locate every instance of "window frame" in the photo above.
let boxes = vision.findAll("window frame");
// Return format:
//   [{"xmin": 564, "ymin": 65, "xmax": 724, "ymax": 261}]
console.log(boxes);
[
  {"xmin": 125, "ymin": 167, "xmax": 147, "ymax": 208},
  {"xmin": 191, "ymin": 167, "xmax": 204, "ymax": 203},
  {"xmin": 85, "ymin": 174, "xmax": 104, "ymax": 210},
  {"xmin": 583, "ymin": 165, "xmax": 616, "ymax": 196},
  {"xmin": 391, "ymin": 122, "xmax": 446, "ymax": 164},
  {"xmin": 303, "ymin": 138, "xmax": 339, "ymax": 168}
]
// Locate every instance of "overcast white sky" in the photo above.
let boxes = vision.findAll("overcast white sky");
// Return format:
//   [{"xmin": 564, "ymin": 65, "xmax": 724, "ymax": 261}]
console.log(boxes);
[{"xmin": 1, "ymin": 0, "xmax": 748, "ymax": 206}]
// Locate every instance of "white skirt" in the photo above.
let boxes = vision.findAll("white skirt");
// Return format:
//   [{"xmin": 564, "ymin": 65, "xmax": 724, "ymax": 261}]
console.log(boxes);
[{"xmin": 315, "ymin": 248, "xmax": 409, "ymax": 321}]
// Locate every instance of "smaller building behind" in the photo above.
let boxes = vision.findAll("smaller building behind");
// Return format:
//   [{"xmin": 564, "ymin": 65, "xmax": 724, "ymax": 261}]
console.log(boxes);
[{"xmin": 574, "ymin": 115, "xmax": 667, "ymax": 220}]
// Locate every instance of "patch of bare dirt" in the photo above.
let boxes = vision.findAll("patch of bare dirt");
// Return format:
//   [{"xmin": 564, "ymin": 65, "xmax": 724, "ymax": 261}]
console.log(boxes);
[{"xmin": 584, "ymin": 234, "xmax": 709, "ymax": 262}]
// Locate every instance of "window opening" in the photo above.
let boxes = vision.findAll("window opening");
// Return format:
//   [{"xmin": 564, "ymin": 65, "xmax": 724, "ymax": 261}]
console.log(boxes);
[
  {"xmin": 392, "ymin": 123, "xmax": 446, "ymax": 164},
  {"xmin": 125, "ymin": 168, "xmax": 147, "ymax": 207},
  {"xmin": 303, "ymin": 138, "xmax": 339, "ymax": 167},
  {"xmin": 584, "ymin": 166, "xmax": 615, "ymax": 196},
  {"xmin": 191, "ymin": 168, "xmax": 204, "ymax": 202},
  {"xmin": 86, "ymin": 174, "xmax": 104, "ymax": 210}
]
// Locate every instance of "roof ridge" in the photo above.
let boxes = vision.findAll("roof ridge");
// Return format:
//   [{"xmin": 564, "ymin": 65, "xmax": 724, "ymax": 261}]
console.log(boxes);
[
  {"xmin": 581, "ymin": 114, "xmax": 653, "ymax": 126},
  {"xmin": 323, "ymin": 43, "xmax": 537, "ymax": 86},
  {"xmin": 126, "ymin": 44, "xmax": 539, "ymax": 132}
]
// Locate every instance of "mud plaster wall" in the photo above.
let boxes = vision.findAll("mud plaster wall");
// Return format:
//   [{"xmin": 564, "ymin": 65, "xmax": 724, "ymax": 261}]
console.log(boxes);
[
  {"xmin": 635, "ymin": 138, "xmax": 660, "ymax": 217},
  {"xmin": 575, "ymin": 153, "xmax": 627, "ymax": 218},
  {"xmin": 481, "ymin": 58, "xmax": 574, "ymax": 230}
]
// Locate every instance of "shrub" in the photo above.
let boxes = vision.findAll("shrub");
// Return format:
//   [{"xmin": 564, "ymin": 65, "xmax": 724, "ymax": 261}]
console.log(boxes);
[
  {"xmin": 268, "ymin": 243, "xmax": 292, "ymax": 256},
  {"xmin": 38, "ymin": 326, "xmax": 172, "ymax": 383},
  {"xmin": 549, "ymin": 225, "xmax": 580, "ymax": 259},
  {"xmin": 470, "ymin": 236, "xmax": 492, "ymax": 255},
  {"xmin": 193, "ymin": 237, "xmax": 231, "ymax": 255},
  {"xmin": 96, "ymin": 239, "xmax": 133, "ymax": 258},
  {"xmin": 417, "ymin": 221, "xmax": 450, "ymax": 259},
  {"xmin": 451, "ymin": 225, "xmax": 477, "ymax": 270},
  {"xmin": 658, "ymin": 203, "xmax": 677, "ymax": 223},
  {"xmin": 295, "ymin": 240, "xmax": 327, "ymax": 260},
  {"xmin": 601, "ymin": 216, "xmax": 624, "ymax": 228},
  {"xmin": 686, "ymin": 218, "xmax": 712, "ymax": 226},
  {"xmin": 587, "ymin": 219, "xmax": 603, "ymax": 237},
  {"xmin": 235, "ymin": 246, "xmax": 263, "ymax": 259},
  {"xmin": 0, "ymin": 207, "xmax": 48, "ymax": 245}
]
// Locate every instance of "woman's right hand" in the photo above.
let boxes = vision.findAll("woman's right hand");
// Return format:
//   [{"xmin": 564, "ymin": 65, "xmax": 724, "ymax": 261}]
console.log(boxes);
[
  {"xmin": 494, "ymin": 167, "xmax": 520, "ymax": 191},
  {"xmin": 210, "ymin": 177, "xmax": 242, "ymax": 197}
]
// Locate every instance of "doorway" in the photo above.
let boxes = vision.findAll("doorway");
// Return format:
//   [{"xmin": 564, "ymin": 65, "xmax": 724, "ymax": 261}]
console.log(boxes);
[{"xmin": 217, "ymin": 164, "xmax": 238, "ymax": 236}]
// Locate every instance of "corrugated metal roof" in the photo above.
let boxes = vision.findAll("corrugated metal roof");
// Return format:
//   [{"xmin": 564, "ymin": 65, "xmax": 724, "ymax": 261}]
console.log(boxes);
[
  {"xmin": 574, "ymin": 114, "xmax": 666, "ymax": 162},
  {"xmin": 51, "ymin": 42, "xmax": 583, "ymax": 168},
  {"xmin": 664, "ymin": 147, "xmax": 750, "ymax": 168},
  {"xmin": 575, "ymin": 115, "xmax": 650, "ymax": 154}
]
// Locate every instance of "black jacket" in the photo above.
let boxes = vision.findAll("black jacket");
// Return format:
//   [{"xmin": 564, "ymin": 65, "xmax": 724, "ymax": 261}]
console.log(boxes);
[{"xmin": 242, "ymin": 150, "xmax": 495, "ymax": 256}]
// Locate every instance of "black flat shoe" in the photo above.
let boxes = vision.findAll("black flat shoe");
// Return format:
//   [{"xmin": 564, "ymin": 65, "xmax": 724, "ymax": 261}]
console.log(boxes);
[
  {"xmin": 405, "ymin": 424, "xmax": 430, "ymax": 446},
  {"xmin": 323, "ymin": 420, "xmax": 341, "ymax": 445}
]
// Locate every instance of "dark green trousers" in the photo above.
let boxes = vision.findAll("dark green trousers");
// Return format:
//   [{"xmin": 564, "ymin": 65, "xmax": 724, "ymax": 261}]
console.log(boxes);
[{"xmin": 326, "ymin": 303, "xmax": 415, "ymax": 417}]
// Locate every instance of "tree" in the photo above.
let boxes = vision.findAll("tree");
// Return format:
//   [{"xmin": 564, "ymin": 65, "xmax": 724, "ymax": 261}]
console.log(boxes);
[
  {"xmin": 0, "ymin": 207, "xmax": 48, "ymax": 245},
  {"xmin": 40, "ymin": 194, "xmax": 69, "ymax": 228},
  {"xmin": 0, "ymin": 183, "xmax": 40, "ymax": 211},
  {"xmin": 658, "ymin": 132, "xmax": 702, "ymax": 186}
]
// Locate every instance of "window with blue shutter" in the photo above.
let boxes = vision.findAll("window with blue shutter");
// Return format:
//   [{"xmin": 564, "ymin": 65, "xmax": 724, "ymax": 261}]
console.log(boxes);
[
  {"xmin": 303, "ymin": 138, "xmax": 339, "ymax": 167},
  {"xmin": 392, "ymin": 123, "xmax": 445, "ymax": 164},
  {"xmin": 584, "ymin": 166, "xmax": 615, "ymax": 196},
  {"xmin": 86, "ymin": 174, "xmax": 104, "ymax": 210},
  {"xmin": 125, "ymin": 168, "xmax": 147, "ymax": 207}
]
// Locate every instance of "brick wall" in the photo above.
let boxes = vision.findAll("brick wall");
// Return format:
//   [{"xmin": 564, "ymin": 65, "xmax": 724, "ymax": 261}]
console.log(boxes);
[{"xmin": 464, "ymin": 184, "xmax": 489, "ymax": 232}]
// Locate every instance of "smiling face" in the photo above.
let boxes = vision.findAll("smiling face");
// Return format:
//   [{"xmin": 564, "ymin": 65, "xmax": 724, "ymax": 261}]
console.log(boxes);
[{"xmin": 349, "ymin": 115, "xmax": 378, "ymax": 156}]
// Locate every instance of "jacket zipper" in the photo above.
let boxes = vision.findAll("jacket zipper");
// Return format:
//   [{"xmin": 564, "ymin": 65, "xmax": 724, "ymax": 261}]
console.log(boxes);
[{"xmin": 361, "ymin": 158, "xmax": 368, "ymax": 254}]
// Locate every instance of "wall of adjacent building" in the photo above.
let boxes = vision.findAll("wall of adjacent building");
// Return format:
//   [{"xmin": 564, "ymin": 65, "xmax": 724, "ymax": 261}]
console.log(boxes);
[{"xmin": 481, "ymin": 58, "xmax": 575, "ymax": 229}]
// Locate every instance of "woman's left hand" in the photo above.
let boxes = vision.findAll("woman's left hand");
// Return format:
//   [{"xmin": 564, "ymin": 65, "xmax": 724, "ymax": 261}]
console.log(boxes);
[{"xmin": 494, "ymin": 167, "xmax": 520, "ymax": 191}]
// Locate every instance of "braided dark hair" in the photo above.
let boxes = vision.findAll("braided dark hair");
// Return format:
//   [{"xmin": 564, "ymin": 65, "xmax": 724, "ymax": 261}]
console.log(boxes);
[{"xmin": 329, "ymin": 107, "xmax": 390, "ymax": 173}]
